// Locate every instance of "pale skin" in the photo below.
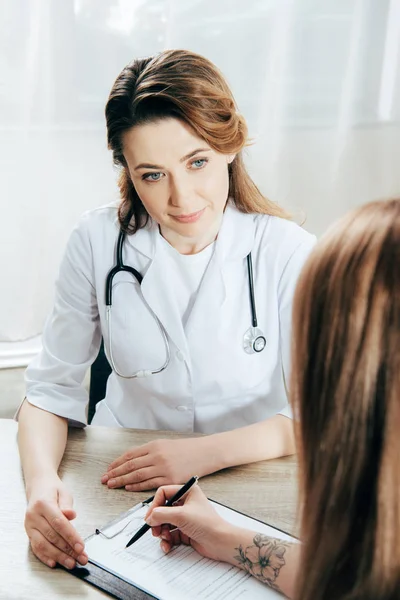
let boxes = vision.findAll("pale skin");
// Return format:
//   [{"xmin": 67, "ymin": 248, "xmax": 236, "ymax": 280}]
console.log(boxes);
[
  {"xmin": 101, "ymin": 416, "xmax": 295, "ymax": 491},
  {"xmin": 145, "ymin": 483, "xmax": 300, "ymax": 598},
  {"xmin": 18, "ymin": 401, "xmax": 88, "ymax": 570},
  {"xmin": 18, "ymin": 117, "xmax": 295, "ymax": 569}
]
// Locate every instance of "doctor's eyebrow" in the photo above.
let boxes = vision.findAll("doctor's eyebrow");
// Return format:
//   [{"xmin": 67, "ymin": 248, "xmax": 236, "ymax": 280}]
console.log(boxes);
[{"xmin": 134, "ymin": 148, "xmax": 212, "ymax": 171}]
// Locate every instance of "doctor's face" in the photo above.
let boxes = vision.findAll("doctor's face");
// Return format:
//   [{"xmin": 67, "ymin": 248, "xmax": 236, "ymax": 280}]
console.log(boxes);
[{"xmin": 122, "ymin": 118, "xmax": 234, "ymax": 254}]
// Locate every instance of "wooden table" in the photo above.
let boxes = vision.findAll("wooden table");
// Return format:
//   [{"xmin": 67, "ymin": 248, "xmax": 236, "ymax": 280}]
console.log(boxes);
[{"xmin": 1, "ymin": 419, "xmax": 298, "ymax": 599}]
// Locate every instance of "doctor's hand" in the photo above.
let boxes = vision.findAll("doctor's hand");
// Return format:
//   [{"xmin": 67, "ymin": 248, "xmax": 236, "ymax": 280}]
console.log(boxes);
[
  {"xmin": 24, "ymin": 475, "xmax": 88, "ymax": 569},
  {"xmin": 144, "ymin": 483, "xmax": 238, "ymax": 563},
  {"xmin": 101, "ymin": 437, "xmax": 216, "ymax": 491}
]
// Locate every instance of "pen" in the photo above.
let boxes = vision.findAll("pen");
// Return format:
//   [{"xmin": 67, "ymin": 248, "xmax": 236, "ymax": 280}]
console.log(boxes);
[{"xmin": 125, "ymin": 476, "xmax": 198, "ymax": 549}]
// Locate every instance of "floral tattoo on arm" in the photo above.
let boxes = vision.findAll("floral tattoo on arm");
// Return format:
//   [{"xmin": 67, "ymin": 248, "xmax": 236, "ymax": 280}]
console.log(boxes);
[{"xmin": 234, "ymin": 534, "xmax": 288, "ymax": 592}]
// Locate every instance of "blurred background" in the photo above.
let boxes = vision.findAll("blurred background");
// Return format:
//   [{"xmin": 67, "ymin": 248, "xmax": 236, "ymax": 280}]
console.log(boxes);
[{"xmin": 1, "ymin": 0, "xmax": 400, "ymax": 379}]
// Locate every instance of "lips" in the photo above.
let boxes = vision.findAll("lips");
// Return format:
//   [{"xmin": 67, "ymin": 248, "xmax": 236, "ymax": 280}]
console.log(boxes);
[{"xmin": 171, "ymin": 208, "xmax": 205, "ymax": 223}]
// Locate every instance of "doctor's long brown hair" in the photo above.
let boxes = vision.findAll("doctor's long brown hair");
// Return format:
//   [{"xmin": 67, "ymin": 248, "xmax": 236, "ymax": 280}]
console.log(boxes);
[
  {"xmin": 291, "ymin": 199, "xmax": 400, "ymax": 600},
  {"xmin": 105, "ymin": 49, "xmax": 288, "ymax": 233}
]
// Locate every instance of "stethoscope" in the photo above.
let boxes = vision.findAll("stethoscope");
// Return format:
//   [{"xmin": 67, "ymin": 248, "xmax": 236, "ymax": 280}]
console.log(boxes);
[{"xmin": 105, "ymin": 230, "xmax": 266, "ymax": 379}]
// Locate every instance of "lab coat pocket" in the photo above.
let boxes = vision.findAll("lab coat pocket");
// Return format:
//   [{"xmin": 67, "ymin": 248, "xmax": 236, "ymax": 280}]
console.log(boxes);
[
  {"xmin": 212, "ymin": 268, "xmax": 280, "ymax": 400},
  {"xmin": 227, "ymin": 338, "xmax": 271, "ymax": 391},
  {"xmin": 190, "ymin": 320, "xmax": 271, "ymax": 405},
  {"xmin": 215, "ymin": 316, "xmax": 278, "ymax": 400}
]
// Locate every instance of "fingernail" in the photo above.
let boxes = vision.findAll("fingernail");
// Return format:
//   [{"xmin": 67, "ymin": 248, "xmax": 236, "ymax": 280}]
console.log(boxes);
[
  {"xmin": 74, "ymin": 543, "xmax": 83, "ymax": 554},
  {"xmin": 108, "ymin": 479, "xmax": 116, "ymax": 487},
  {"xmin": 101, "ymin": 475, "xmax": 109, "ymax": 483},
  {"xmin": 145, "ymin": 516, "xmax": 152, "ymax": 525},
  {"xmin": 65, "ymin": 558, "xmax": 75, "ymax": 569},
  {"xmin": 161, "ymin": 541, "xmax": 169, "ymax": 553}
]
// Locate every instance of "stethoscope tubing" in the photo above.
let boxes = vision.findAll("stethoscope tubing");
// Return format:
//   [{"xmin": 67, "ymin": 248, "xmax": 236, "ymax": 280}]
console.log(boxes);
[
  {"xmin": 105, "ymin": 230, "xmax": 265, "ymax": 377},
  {"xmin": 106, "ymin": 304, "xmax": 170, "ymax": 379}
]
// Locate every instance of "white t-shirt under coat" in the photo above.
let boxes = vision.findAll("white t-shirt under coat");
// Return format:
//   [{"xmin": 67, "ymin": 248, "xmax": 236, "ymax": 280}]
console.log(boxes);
[{"xmin": 158, "ymin": 234, "xmax": 215, "ymax": 327}]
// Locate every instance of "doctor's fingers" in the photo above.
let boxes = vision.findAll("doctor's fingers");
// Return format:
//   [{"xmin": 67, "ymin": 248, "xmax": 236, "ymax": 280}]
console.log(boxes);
[
  {"xmin": 103, "ymin": 454, "xmax": 152, "ymax": 483},
  {"xmin": 29, "ymin": 528, "xmax": 87, "ymax": 570},
  {"xmin": 106, "ymin": 466, "xmax": 163, "ymax": 490},
  {"xmin": 25, "ymin": 501, "xmax": 85, "ymax": 556},
  {"xmin": 126, "ymin": 476, "xmax": 168, "ymax": 492},
  {"xmin": 34, "ymin": 515, "xmax": 88, "ymax": 564},
  {"xmin": 107, "ymin": 446, "xmax": 151, "ymax": 471}
]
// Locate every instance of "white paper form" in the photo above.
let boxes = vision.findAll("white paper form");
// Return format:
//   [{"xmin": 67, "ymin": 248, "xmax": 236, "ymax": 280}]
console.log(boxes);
[{"xmin": 85, "ymin": 501, "xmax": 296, "ymax": 600}]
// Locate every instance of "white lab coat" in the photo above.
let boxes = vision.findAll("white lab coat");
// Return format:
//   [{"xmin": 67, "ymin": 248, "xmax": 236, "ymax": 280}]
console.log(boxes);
[{"xmin": 21, "ymin": 202, "xmax": 316, "ymax": 434}]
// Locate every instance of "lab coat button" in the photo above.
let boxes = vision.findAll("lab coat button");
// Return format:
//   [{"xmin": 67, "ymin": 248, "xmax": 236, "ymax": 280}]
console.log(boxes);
[
  {"xmin": 176, "ymin": 350, "xmax": 184, "ymax": 361},
  {"xmin": 176, "ymin": 405, "xmax": 188, "ymax": 411}
]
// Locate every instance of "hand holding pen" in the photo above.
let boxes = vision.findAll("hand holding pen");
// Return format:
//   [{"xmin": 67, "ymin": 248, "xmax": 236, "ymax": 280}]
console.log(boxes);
[
  {"xmin": 135, "ymin": 479, "xmax": 237, "ymax": 563},
  {"xmin": 125, "ymin": 476, "xmax": 198, "ymax": 548}
]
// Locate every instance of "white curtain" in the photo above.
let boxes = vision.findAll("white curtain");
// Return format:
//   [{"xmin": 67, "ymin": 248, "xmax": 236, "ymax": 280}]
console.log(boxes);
[{"xmin": 1, "ymin": 0, "xmax": 400, "ymax": 367}]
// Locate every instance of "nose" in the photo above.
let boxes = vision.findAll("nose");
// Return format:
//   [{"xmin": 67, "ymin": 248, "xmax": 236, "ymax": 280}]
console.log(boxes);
[{"xmin": 169, "ymin": 175, "xmax": 193, "ymax": 211}]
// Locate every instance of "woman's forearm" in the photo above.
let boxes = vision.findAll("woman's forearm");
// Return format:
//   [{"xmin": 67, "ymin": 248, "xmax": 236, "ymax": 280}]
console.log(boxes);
[
  {"xmin": 201, "ymin": 415, "xmax": 296, "ymax": 472},
  {"xmin": 17, "ymin": 400, "xmax": 68, "ymax": 496},
  {"xmin": 218, "ymin": 525, "xmax": 299, "ymax": 598}
]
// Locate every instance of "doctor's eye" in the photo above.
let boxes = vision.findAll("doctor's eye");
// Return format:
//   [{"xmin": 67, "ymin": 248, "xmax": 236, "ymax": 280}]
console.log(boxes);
[
  {"xmin": 190, "ymin": 158, "xmax": 209, "ymax": 170},
  {"xmin": 142, "ymin": 172, "xmax": 164, "ymax": 182}
]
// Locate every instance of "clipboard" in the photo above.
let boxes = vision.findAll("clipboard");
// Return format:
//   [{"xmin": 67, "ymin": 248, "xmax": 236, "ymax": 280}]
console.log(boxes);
[
  {"xmin": 62, "ymin": 496, "xmax": 295, "ymax": 600},
  {"xmin": 59, "ymin": 560, "xmax": 157, "ymax": 600},
  {"xmin": 60, "ymin": 494, "xmax": 157, "ymax": 599}
]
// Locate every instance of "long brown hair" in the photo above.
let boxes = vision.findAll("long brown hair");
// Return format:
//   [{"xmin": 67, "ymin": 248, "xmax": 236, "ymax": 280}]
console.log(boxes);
[
  {"xmin": 291, "ymin": 199, "xmax": 400, "ymax": 600},
  {"xmin": 105, "ymin": 49, "xmax": 289, "ymax": 234}
]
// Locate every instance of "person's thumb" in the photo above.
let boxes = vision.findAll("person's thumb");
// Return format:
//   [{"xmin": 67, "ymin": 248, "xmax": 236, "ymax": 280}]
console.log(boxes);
[
  {"xmin": 58, "ymin": 487, "xmax": 76, "ymax": 521},
  {"xmin": 146, "ymin": 506, "xmax": 186, "ymax": 530}
]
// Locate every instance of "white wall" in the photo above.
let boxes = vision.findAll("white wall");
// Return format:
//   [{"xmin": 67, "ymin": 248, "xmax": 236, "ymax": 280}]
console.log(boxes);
[{"xmin": 248, "ymin": 125, "xmax": 400, "ymax": 234}]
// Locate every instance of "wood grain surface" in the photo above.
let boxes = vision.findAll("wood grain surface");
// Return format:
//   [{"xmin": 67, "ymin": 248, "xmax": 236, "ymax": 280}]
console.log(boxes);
[{"xmin": 1, "ymin": 419, "xmax": 298, "ymax": 599}]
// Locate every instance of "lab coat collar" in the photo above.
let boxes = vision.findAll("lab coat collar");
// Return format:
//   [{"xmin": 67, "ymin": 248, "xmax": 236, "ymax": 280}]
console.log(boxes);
[
  {"xmin": 125, "ymin": 219, "xmax": 158, "ymax": 259},
  {"xmin": 139, "ymin": 235, "xmax": 190, "ymax": 359},
  {"xmin": 125, "ymin": 200, "xmax": 257, "ymax": 262},
  {"xmin": 214, "ymin": 200, "xmax": 257, "ymax": 262}
]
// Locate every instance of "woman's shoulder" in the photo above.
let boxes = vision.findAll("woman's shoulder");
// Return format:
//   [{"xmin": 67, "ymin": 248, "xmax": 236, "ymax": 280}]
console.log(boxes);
[
  {"xmin": 254, "ymin": 212, "xmax": 315, "ymax": 246},
  {"xmin": 65, "ymin": 202, "xmax": 120, "ymax": 251},
  {"xmin": 221, "ymin": 203, "xmax": 316, "ymax": 267},
  {"xmin": 76, "ymin": 202, "xmax": 119, "ymax": 234},
  {"xmin": 58, "ymin": 203, "xmax": 120, "ymax": 273},
  {"xmin": 253, "ymin": 213, "xmax": 317, "ymax": 269},
  {"xmin": 255, "ymin": 215, "xmax": 317, "ymax": 288}
]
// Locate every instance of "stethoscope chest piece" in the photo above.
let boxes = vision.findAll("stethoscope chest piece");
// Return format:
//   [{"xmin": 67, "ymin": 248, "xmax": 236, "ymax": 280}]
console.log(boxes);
[{"xmin": 243, "ymin": 327, "xmax": 267, "ymax": 354}]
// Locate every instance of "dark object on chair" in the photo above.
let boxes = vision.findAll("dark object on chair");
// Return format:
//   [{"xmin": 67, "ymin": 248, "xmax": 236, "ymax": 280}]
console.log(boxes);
[{"xmin": 88, "ymin": 341, "xmax": 112, "ymax": 424}]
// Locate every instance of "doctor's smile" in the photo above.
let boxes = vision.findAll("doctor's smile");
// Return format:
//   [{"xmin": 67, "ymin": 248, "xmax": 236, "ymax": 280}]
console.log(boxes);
[{"xmin": 170, "ymin": 208, "xmax": 206, "ymax": 224}]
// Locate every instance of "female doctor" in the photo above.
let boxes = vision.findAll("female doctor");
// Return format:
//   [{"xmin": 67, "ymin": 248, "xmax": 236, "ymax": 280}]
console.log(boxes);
[{"xmin": 17, "ymin": 49, "xmax": 315, "ymax": 570}]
